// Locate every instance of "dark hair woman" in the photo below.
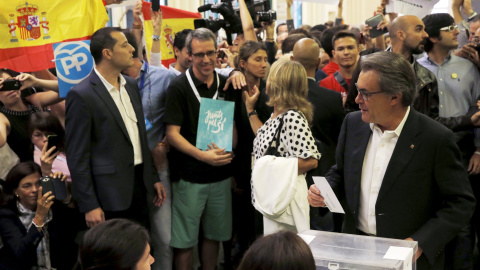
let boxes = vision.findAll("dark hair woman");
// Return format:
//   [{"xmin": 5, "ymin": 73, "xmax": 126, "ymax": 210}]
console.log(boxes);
[
  {"xmin": 0, "ymin": 161, "xmax": 67, "ymax": 269},
  {"xmin": 76, "ymin": 218, "xmax": 154, "ymax": 270}
]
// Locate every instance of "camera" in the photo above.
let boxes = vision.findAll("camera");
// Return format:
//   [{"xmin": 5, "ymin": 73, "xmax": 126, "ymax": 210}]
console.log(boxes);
[
  {"xmin": 256, "ymin": 10, "xmax": 276, "ymax": 23},
  {"xmin": 40, "ymin": 176, "xmax": 68, "ymax": 201},
  {"xmin": 1, "ymin": 79, "xmax": 21, "ymax": 91}
]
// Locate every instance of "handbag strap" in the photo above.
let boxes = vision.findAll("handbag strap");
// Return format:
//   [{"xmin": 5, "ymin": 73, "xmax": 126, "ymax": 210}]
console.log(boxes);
[{"xmin": 265, "ymin": 109, "xmax": 300, "ymax": 157}]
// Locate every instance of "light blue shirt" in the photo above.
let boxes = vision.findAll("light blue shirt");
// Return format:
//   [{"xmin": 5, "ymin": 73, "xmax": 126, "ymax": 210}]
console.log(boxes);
[
  {"xmin": 137, "ymin": 61, "xmax": 177, "ymax": 150},
  {"xmin": 418, "ymin": 53, "xmax": 480, "ymax": 146}
]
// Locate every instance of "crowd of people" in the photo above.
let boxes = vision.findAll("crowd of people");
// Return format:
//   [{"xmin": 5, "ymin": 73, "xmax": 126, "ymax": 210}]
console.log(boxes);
[{"xmin": 1, "ymin": 0, "xmax": 480, "ymax": 269}]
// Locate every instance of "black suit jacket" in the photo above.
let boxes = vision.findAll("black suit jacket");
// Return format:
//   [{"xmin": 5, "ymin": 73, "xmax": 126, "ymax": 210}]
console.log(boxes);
[
  {"xmin": 65, "ymin": 71, "xmax": 159, "ymax": 213},
  {"xmin": 307, "ymin": 78, "xmax": 345, "ymax": 176},
  {"xmin": 326, "ymin": 109, "xmax": 475, "ymax": 268}
]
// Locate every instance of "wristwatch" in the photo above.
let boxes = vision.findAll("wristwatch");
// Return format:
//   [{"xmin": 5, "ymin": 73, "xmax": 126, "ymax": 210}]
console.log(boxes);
[
  {"xmin": 248, "ymin": 110, "xmax": 258, "ymax": 118},
  {"xmin": 152, "ymin": 35, "xmax": 160, "ymax": 41},
  {"xmin": 467, "ymin": 11, "xmax": 478, "ymax": 22}
]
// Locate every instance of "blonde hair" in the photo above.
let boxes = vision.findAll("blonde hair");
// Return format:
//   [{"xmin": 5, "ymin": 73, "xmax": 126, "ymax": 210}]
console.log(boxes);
[{"xmin": 266, "ymin": 59, "xmax": 313, "ymax": 123}]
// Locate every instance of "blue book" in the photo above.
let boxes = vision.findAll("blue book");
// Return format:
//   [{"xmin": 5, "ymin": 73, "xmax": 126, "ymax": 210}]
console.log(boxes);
[{"xmin": 196, "ymin": 98, "xmax": 235, "ymax": 151}]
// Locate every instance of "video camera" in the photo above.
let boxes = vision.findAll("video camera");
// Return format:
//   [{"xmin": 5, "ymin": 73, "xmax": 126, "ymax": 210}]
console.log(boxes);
[{"xmin": 194, "ymin": 0, "xmax": 276, "ymax": 35}]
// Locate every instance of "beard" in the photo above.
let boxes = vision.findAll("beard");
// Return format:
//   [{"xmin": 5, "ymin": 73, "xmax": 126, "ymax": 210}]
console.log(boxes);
[{"xmin": 410, "ymin": 39, "xmax": 427, "ymax": 55}]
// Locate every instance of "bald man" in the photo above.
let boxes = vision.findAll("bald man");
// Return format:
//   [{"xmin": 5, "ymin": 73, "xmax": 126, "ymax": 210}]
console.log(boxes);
[
  {"xmin": 388, "ymin": 15, "xmax": 479, "ymax": 132},
  {"xmin": 291, "ymin": 38, "xmax": 345, "ymax": 177}
]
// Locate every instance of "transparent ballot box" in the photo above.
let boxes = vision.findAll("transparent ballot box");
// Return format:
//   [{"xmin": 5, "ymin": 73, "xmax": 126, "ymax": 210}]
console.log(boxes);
[{"xmin": 299, "ymin": 230, "xmax": 418, "ymax": 270}]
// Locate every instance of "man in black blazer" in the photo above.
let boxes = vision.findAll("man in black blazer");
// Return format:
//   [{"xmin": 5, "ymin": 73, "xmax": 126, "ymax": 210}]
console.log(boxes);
[
  {"xmin": 65, "ymin": 27, "xmax": 165, "ymax": 228},
  {"xmin": 291, "ymin": 38, "xmax": 345, "ymax": 175},
  {"xmin": 308, "ymin": 51, "xmax": 475, "ymax": 269}
]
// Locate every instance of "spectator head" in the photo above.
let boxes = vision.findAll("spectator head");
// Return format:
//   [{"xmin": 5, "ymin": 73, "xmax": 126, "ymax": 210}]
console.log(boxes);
[
  {"xmin": 266, "ymin": 59, "xmax": 313, "ymax": 123},
  {"xmin": 282, "ymin": 33, "xmax": 307, "ymax": 54},
  {"xmin": 4, "ymin": 162, "xmax": 42, "ymax": 211},
  {"xmin": 384, "ymin": 33, "xmax": 391, "ymax": 47},
  {"xmin": 473, "ymin": 27, "xmax": 480, "ymax": 44},
  {"xmin": 77, "ymin": 219, "xmax": 153, "ymax": 270},
  {"xmin": 469, "ymin": 15, "xmax": 480, "ymax": 42},
  {"xmin": 299, "ymin": 24, "xmax": 312, "ymax": 32},
  {"xmin": 389, "ymin": 15, "xmax": 429, "ymax": 56},
  {"xmin": 289, "ymin": 28, "xmax": 312, "ymax": 39},
  {"xmin": 325, "ymin": 21, "xmax": 334, "ymax": 28},
  {"xmin": 319, "ymin": 48, "xmax": 331, "ymax": 69},
  {"xmin": 277, "ymin": 23, "xmax": 288, "ymax": 35},
  {"xmin": 121, "ymin": 29, "xmax": 139, "ymax": 58},
  {"xmin": 27, "ymin": 112, "xmax": 66, "ymax": 154},
  {"xmin": 276, "ymin": 32, "xmax": 289, "ymax": 48},
  {"xmin": 320, "ymin": 25, "xmax": 349, "ymax": 58},
  {"xmin": 230, "ymin": 32, "xmax": 245, "ymax": 54},
  {"xmin": 356, "ymin": 51, "xmax": 416, "ymax": 115},
  {"xmin": 186, "ymin": 28, "xmax": 217, "ymax": 78},
  {"xmin": 173, "ymin": 29, "xmax": 193, "ymax": 71},
  {"xmin": 309, "ymin": 30, "xmax": 323, "ymax": 47},
  {"xmin": 234, "ymin": 41, "xmax": 268, "ymax": 79},
  {"xmin": 332, "ymin": 31, "xmax": 360, "ymax": 69},
  {"xmin": 90, "ymin": 27, "xmax": 135, "ymax": 69},
  {"xmin": 311, "ymin": 24, "xmax": 327, "ymax": 33},
  {"xmin": 237, "ymin": 231, "xmax": 316, "ymax": 270},
  {"xmin": 422, "ymin": 13, "xmax": 459, "ymax": 52},
  {"xmin": 291, "ymin": 38, "xmax": 321, "ymax": 74}
]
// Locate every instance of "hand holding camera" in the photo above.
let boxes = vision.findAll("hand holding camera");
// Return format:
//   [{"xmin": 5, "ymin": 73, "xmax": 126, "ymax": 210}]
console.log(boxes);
[{"xmin": 40, "ymin": 171, "xmax": 68, "ymax": 202}]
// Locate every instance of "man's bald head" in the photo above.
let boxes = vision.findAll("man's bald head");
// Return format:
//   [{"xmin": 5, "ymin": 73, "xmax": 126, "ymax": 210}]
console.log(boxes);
[
  {"xmin": 291, "ymin": 38, "xmax": 320, "ymax": 71},
  {"xmin": 390, "ymin": 15, "xmax": 417, "ymax": 42},
  {"xmin": 389, "ymin": 15, "xmax": 428, "ymax": 56}
]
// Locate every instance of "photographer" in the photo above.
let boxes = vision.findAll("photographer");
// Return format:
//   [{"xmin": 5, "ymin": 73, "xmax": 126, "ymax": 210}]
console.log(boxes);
[
  {"xmin": 0, "ymin": 162, "xmax": 76, "ymax": 270},
  {"xmin": 0, "ymin": 70, "xmax": 61, "ymax": 162}
]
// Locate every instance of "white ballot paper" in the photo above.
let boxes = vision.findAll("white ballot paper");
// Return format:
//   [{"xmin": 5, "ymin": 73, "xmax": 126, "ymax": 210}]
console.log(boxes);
[
  {"xmin": 297, "ymin": 234, "xmax": 316, "ymax": 244},
  {"xmin": 312, "ymin": 177, "xmax": 345, "ymax": 214},
  {"xmin": 383, "ymin": 246, "xmax": 414, "ymax": 270}
]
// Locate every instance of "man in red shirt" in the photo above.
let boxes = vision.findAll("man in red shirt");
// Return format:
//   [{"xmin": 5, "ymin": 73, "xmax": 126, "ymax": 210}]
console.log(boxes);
[{"xmin": 319, "ymin": 31, "xmax": 360, "ymax": 102}]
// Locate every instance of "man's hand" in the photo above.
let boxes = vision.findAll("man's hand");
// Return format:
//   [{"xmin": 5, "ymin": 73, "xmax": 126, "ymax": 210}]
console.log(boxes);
[
  {"xmin": 85, "ymin": 207, "xmax": 105, "ymax": 228},
  {"xmin": 470, "ymin": 110, "xmax": 480, "ymax": 126},
  {"xmin": 152, "ymin": 8, "xmax": 163, "ymax": 35},
  {"xmin": 468, "ymin": 151, "xmax": 480, "ymax": 175},
  {"xmin": 152, "ymin": 142, "xmax": 168, "ymax": 172},
  {"xmin": 153, "ymin": 182, "xmax": 167, "ymax": 207},
  {"xmin": 454, "ymin": 43, "xmax": 480, "ymax": 67},
  {"xmin": 199, "ymin": 142, "xmax": 233, "ymax": 166},
  {"xmin": 224, "ymin": 70, "xmax": 246, "ymax": 90},
  {"xmin": 307, "ymin": 184, "xmax": 327, "ymax": 208},
  {"xmin": 405, "ymin": 238, "xmax": 423, "ymax": 261}
]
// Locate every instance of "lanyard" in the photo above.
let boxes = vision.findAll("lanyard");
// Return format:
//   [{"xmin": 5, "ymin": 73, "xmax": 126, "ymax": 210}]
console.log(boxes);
[
  {"xmin": 139, "ymin": 61, "xmax": 149, "ymax": 97},
  {"xmin": 186, "ymin": 68, "xmax": 220, "ymax": 102}
]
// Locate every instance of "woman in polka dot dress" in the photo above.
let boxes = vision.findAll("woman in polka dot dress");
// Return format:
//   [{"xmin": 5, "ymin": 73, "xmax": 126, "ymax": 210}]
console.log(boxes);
[{"xmin": 244, "ymin": 59, "xmax": 321, "ymax": 233}]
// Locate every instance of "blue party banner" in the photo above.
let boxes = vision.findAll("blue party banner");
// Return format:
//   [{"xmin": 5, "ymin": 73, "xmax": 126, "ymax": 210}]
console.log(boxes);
[
  {"xmin": 196, "ymin": 98, "xmax": 235, "ymax": 151},
  {"xmin": 53, "ymin": 40, "xmax": 94, "ymax": 98}
]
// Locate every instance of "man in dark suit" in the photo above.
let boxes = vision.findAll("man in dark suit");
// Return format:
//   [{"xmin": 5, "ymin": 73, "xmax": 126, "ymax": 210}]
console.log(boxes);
[
  {"xmin": 65, "ymin": 27, "xmax": 165, "ymax": 228},
  {"xmin": 308, "ymin": 51, "xmax": 475, "ymax": 269},
  {"xmin": 291, "ymin": 38, "xmax": 345, "ymax": 175}
]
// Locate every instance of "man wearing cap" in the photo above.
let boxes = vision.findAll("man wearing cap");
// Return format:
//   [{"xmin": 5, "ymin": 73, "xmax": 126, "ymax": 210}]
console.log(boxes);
[{"xmin": 418, "ymin": 13, "xmax": 480, "ymax": 269}]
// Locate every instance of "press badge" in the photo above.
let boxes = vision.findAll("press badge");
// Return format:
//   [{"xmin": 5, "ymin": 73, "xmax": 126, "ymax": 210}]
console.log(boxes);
[{"xmin": 145, "ymin": 117, "xmax": 152, "ymax": 131}]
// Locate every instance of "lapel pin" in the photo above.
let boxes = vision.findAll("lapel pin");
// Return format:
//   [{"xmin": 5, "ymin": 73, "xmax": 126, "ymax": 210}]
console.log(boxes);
[
  {"xmin": 410, "ymin": 144, "xmax": 414, "ymax": 149},
  {"xmin": 451, "ymin": 73, "xmax": 458, "ymax": 79}
]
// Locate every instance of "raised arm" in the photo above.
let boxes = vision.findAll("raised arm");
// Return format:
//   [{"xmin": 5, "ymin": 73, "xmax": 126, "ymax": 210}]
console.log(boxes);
[{"xmin": 238, "ymin": 0, "xmax": 257, "ymax": 41}]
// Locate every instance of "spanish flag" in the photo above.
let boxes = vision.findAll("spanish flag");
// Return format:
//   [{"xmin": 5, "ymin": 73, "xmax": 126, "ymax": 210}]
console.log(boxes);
[
  {"xmin": 0, "ymin": 0, "xmax": 108, "ymax": 72},
  {"xmin": 142, "ymin": 3, "xmax": 201, "ymax": 67}
]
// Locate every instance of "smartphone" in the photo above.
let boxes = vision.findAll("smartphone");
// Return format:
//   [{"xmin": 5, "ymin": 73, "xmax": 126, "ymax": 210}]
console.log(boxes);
[
  {"xmin": 1, "ymin": 79, "xmax": 21, "ymax": 91},
  {"xmin": 40, "ymin": 176, "xmax": 68, "ymax": 201},
  {"xmin": 218, "ymin": 50, "xmax": 226, "ymax": 59},
  {"xmin": 47, "ymin": 135, "xmax": 59, "ymax": 152},
  {"xmin": 475, "ymin": 43, "xmax": 480, "ymax": 54},
  {"xmin": 365, "ymin": 14, "xmax": 388, "ymax": 38},
  {"xmin": 40, "ymin": 176, "xmax": 55, "ymax": 197},
  {"xmin": 152, "ymin": 0, "xmax": 160, "ymax": 12}
]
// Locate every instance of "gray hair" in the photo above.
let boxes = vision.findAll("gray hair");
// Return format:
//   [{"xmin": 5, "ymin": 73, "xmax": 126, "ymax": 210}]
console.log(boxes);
[
  {"xmin": 360, "ymin": 51, "xmax": 416, "ymax": 107},
  {"xmin": 186, "ymin": 28, "xmax": 217, "ymax": 53}
]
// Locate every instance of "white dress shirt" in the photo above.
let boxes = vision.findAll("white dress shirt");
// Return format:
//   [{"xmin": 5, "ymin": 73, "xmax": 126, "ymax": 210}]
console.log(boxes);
[
  {"xmin": 358, "ymin": 106, "xmax": 410, "ymax": 235},
  {"xmin": 94, "ymin": 68, "xmax": 143, "ymax": 165}
]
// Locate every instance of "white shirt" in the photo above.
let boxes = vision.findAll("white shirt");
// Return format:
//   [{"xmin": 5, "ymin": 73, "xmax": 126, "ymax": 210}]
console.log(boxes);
[
  {"xmin": 357, "ymin": 106, "xmax": 410, "ymax": 235},
  {"xmin": 94, "ymin": 68, "xmax": 143, "ymax": 165}
]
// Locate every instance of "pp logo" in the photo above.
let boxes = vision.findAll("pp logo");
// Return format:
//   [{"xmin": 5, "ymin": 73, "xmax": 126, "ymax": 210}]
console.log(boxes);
[{"xmin": 53, "ymin": 40, "xmax": 93, "ymax": 97}]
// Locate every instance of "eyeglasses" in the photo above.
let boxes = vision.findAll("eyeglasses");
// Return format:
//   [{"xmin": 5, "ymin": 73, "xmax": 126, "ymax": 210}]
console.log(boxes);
[
  {"xmin": 190, "ymin": 50, "xmax": 216, "ymax": 59},
  {"xmin": 355, "ymin": 83, "xmax": 384, "ymax": 101},
  {"xmin": 439, "ymin": 25, "xmax": 458, "ymax": 32}
]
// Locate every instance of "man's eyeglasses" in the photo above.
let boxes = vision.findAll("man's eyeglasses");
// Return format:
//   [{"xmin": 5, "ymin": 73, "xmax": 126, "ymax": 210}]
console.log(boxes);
[
  {"xmin": 439, "ymin": 25, "xmax": 458, "ymax": 32},
  {"xmin": 355, "ymin": 83, "xmax": 384, "ymax": 101},
  {"xmin": 190, "ymin": 50, "xmax": 216, "ymax": 59}
]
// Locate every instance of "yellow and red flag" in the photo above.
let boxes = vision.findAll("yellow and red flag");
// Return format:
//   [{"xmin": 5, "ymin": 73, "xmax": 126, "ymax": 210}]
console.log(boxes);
[
  {"xmin": 142, "ymin": 2, "xmax": 201, "ymax": 68},
  {"xmin": 0, "ymin": 0, "xmax": 108, "ymax": 72}
]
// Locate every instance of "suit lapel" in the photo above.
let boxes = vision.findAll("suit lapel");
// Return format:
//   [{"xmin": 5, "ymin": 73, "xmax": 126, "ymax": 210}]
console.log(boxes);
[
  {"xmin": 377, "ymin": 110, "xmax": 421, "ymax": 203},
  {"xmin": 351, "ymin": 119, "xmax": 372, "ymax": 213},
  {"xmin": 89, "ymin": 72, "xmax": 131, "ymax": 142}
]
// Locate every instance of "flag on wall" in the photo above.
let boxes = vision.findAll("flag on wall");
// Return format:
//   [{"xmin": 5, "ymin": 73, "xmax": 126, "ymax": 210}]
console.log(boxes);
[
  {"xmin": 142, "ymin": 3, "xmax": 201, "ymax": 68},
  {"xmin": 0, "ymin": 0, "xmax": 108, "ymax": 72}
]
